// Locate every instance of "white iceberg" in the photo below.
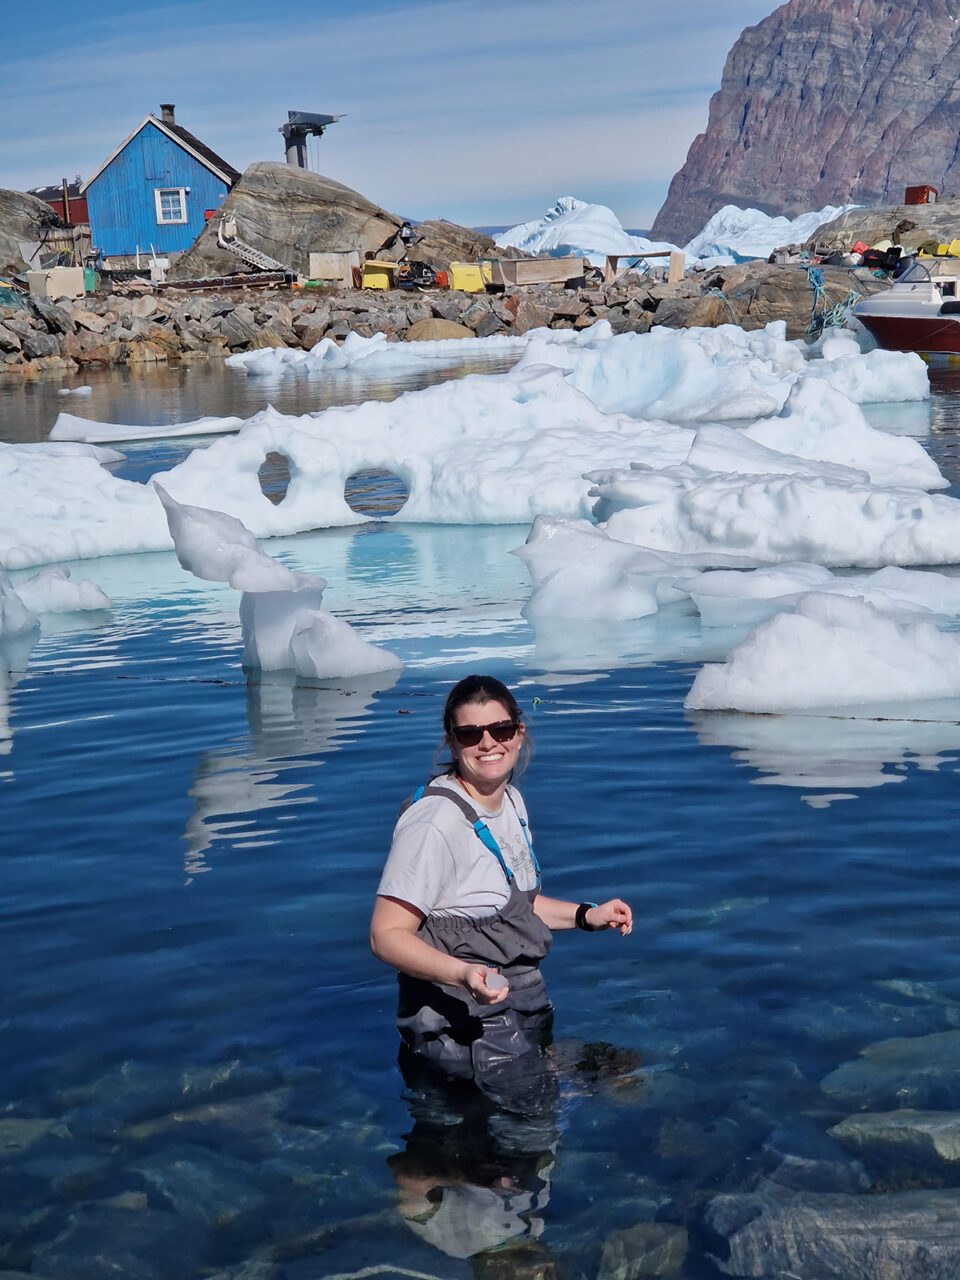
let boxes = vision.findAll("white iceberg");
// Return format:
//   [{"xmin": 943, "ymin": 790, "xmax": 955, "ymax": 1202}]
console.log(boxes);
[
  {"xmin": 156, "ymin": 486, "xmax": 402, "ymax": 681},
  {"xmin": 496, "ymin": 197, "xmax": 856, "ymax": 265},
  {"xmin": 683, "ymin": 203, "xmax": 857, "ymax": 262},
  {"xmin": 495, "ymin": 195, "xmax": 681, "ymax": 262}
]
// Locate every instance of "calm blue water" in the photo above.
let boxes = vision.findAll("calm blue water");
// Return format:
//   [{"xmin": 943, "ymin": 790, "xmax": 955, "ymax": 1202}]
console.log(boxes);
[{"xmin": 3, "ymin": 364, "xmax": 960, "ymax": 1278}]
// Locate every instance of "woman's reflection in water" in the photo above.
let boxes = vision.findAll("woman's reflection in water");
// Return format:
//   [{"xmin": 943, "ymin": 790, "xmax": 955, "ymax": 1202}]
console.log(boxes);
[{"xmin": 388, "ymin": 1043, "xmax": 560, "ymax": 1265}]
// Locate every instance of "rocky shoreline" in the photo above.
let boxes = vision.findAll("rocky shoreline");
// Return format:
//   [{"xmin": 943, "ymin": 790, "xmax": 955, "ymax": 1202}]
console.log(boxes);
[{"xmin": 0, "ymin": 262, "xmax": 890, "ymax": 379}]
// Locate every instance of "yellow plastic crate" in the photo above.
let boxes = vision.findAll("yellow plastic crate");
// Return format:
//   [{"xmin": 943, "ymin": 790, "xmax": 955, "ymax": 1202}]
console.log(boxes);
[
  {"xmin": 448, "ymin": 261, "xmax": 486, "ymax": 292},
  {"xmin": 361, "ymin": 259, "xmax": 396, "ymax": 289}
]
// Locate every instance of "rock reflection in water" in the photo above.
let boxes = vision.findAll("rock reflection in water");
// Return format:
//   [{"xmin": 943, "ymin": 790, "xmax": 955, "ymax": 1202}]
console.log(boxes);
[
  {"xmin": 183, "ymin": 672, "xmax": 400, "ymax": 878},
  {"xmin": 689, "ymin": 708, "xmax": 960, "ymax": 797}
]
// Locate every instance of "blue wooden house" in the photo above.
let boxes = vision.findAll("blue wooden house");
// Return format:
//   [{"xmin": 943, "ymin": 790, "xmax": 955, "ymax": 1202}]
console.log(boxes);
[{"xmin": 82, "ymin": 104, "xmax": 240, "ymax": 258}]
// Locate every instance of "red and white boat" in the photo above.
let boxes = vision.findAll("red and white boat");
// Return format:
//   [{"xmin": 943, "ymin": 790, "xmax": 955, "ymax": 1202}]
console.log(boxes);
[{"xmin": 854, "ymin": 258, "xmax": 960, "ymax": 358}]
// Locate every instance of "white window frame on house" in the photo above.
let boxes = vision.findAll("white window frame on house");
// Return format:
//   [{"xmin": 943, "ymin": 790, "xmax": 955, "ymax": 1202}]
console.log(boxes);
[{"xmin": 154, "ymin": 187, "xmax": 188, "ymax": 225}]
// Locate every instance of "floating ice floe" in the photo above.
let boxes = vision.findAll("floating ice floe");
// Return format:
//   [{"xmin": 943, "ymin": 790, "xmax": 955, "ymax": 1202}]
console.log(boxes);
[
  {"xmin": 595, "ymin": 468, "xmax": 960, "ymax": 569},
  {"xmin": 516, "ymin": 321, "xmax": 929, "ymax": 418},
  {"xmin": 14, "ymin": 567, "xmax": 111, "ymax": 614},
  {"xmin": 743, "ymin": 380, "xmax": 942, "ymax": 489},
  {"xmin": 156, "ymin": 486, "xmax": 402, "ymax": 680},
  {"xmin": 513, "ymin": 516, "xmax": 754, "ymax": 624},
  {"xmin": 689, "ymin": 564, "xmax": 960, "ymax": 629},
  {"xmin": 50, "ymin": 412, "xmax": 246, "ymax": 445},
  {"xmin": 0, "ymin": 560, "xmax": 109, "ymax": 651},
  {"xmin": 685, "ymin": 593, "xmax": 960, "ymax": 714},
  {"xmin": 0, "ymin": 321, "xmax": 936, "ymax": 570},
  {"xmin": 225, "ymin": 327, "xmax": 543, "ymax": 378}
]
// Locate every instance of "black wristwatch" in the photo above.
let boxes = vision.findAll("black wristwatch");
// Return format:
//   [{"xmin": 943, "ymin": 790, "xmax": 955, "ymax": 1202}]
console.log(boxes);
[{"xmin": 575, "ymin": 902, "xmax": 599, "ymax": 932}]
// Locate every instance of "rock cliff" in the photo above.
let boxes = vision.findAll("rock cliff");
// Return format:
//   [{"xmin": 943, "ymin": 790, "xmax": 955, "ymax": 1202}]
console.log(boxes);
[{"xmin": 652, "ymin": 0, "xmax": 960, "ymax": 245}]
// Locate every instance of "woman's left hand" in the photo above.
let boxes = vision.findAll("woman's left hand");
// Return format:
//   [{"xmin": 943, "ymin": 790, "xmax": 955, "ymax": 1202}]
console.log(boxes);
[{"xmin": 587, "ymin": 899, "xmax": 633, "ymax": 936}]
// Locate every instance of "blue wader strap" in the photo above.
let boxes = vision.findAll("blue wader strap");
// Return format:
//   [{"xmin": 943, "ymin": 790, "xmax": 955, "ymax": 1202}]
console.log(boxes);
[{"xmin": 401, "ymin": 782, "xmax": 540, "ymax": 888}]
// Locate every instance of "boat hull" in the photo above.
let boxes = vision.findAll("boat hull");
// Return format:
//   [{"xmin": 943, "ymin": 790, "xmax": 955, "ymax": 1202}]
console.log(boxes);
[{"xmin": 857, "ymin": 312, "xmax": 960, "ymax": 356}]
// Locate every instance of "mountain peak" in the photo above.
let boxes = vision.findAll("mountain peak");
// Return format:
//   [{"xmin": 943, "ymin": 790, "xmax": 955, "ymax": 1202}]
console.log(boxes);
[{"xmin": 651, "ymin": 0, "xmax": 960, "ymax": 243}]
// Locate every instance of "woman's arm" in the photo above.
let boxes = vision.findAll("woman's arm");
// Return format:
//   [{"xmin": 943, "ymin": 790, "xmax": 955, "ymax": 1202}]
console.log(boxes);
[
  {"xmin": 369, "ymin": 895, "xmax": 509, "ymax": 1003},
  {"xmin": 533, "ymin": 894, "xmax": 633, "ymax": 935}
]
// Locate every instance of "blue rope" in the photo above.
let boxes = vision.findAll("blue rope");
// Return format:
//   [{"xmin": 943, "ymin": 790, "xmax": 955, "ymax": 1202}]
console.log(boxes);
[{"xmin": 806, "ymin": 267, "xmax": 860, "ymax": 339}]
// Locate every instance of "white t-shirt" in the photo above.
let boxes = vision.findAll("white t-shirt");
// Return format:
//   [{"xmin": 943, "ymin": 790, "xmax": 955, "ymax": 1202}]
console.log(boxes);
[{"xmin": 377, "ymin": 776, "xmax": 538, "ymax": 919}]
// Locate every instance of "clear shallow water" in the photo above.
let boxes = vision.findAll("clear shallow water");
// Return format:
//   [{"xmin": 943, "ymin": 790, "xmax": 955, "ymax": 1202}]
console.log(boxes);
[{"xmin": 2, "ymin": 363, "xmax": 960, "ymax": 1278}]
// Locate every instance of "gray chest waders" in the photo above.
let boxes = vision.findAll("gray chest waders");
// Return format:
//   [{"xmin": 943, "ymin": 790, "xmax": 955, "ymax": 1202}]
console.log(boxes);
[{"xmin": 396, "ymin": 783, "xmax": 554, "ymax": 1085}]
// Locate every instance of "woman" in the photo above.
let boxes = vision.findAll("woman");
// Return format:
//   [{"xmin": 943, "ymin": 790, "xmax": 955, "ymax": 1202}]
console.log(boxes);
[{"xmin": 370, "ymin": 674, "xmax": 632, "ymax": 1095}]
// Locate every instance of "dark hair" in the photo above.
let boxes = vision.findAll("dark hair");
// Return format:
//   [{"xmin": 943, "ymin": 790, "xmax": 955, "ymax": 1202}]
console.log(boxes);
[{"xmin": 439, "ymin": 674, "xmax": 531, "ymax": 776}]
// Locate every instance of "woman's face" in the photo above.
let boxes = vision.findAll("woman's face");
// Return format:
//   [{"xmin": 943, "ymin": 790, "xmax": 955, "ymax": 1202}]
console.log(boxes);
[{"xmin": 450, "ymin": 698, "xmax": 524, "ymax": 795}]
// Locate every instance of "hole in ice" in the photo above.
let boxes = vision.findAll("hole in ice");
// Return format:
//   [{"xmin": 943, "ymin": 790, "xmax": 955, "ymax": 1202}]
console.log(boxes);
[
  {"xmin": 344, "ymin": 469, "xmax": 408, "ymax": 518},
  {"xmin": 258, "ymin": 451, "xmax": 292, "ymax": 505}
]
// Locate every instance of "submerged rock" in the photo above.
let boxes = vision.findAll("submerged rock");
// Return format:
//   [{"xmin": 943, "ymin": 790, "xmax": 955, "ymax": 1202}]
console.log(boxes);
[
  {"xmin": 32, "ymin": 1206, "xmax": 203, "ymax": 1280},
  {"xmin": 821, "ymin": 1030, "xmax": 960, "ymax": 1110},
  {"xmin": 829, "ymin": 1110, "xmax": 960, "ymax": 1176},
  {"xmin": 705, "ymin": 1180, "xmax": 960, "ymax": 1279},
  {"xmin": 598, "ymin": 1222, "xmax": 688, "ymax": 1280},
  {"xmin": 0, "ymin": 1117, "xmax": 60, "ymax": 1154},
  {"xmin": 130, "ymin": 1142, "xmax": 269, "ymax": 1228}
]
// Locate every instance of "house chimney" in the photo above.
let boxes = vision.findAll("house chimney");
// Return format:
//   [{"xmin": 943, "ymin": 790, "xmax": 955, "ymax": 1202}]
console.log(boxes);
[{"xmin": 160, "ymin": 104, "xmax": 176, "ymax": 125}]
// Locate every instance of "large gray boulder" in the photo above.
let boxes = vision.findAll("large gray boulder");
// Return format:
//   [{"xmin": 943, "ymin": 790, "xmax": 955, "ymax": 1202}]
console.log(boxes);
[
  {"xmin": 0, "ymin": 189, "xmax": 65, "ymax": 276},
  {"xmin": 171, "ymin": 162, "xmax": 502, "ymax": 281},
  {"xmin": 809, "ymin": 198, "xmax": 960, "ymax": 252}
]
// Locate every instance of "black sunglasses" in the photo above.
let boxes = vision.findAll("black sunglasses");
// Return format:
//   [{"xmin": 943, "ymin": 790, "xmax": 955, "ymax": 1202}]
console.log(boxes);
[{"xmin": 450, "ymin": 719, "xmax": 520, "ymax": 748}]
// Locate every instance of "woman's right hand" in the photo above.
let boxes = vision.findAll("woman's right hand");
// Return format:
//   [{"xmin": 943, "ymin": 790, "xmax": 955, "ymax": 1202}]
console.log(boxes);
[{"xmin": 461, "ymin": 964, "xmax": 510, "ymax": 1004}]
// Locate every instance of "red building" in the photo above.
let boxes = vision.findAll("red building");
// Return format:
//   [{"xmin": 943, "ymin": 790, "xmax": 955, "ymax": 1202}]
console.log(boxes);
[{"xmin": 28, "ymin": 180, "xmax": 89, "ymax": 226}]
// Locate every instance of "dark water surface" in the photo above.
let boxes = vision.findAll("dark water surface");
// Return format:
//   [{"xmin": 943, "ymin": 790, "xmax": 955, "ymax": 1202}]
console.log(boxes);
[{"xmin": 2, "ymin": 360, "xmax": 960, "ymax": 1278}]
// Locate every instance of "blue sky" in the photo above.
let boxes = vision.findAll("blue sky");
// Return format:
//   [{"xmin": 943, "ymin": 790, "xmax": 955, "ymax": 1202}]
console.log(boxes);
[{"xmin": 4, "ymin": 0, "xmax": 777, "ymax": 228}]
